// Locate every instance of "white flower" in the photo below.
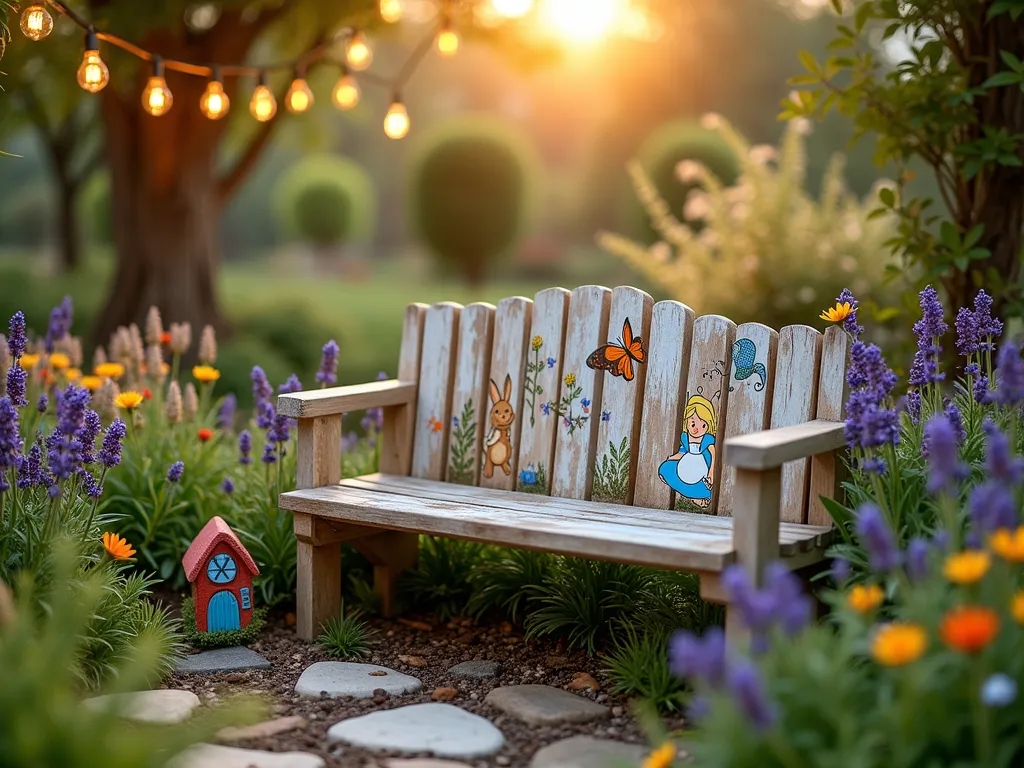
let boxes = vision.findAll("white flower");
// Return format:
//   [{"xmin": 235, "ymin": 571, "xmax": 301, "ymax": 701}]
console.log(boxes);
[
  {"xmin": 749, "ymin": 144, "xmax": 778, "ymax": 165},
  {"xmin": 676, "ymin": 160, "xmax": 704, "ymax": 184},
  {"xmin": 683, "ymin": 190, "xmax": 711, "ymax": 220},
  {"xmin": 792, "ymin": 117, "xmax": 813, "ymax": 136}
]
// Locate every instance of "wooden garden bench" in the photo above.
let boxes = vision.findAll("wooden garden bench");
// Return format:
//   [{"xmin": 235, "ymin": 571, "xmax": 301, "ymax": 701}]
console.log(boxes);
[{"xmin": 279, "ymin": 286, "xmax": 849, "ymax": 641}]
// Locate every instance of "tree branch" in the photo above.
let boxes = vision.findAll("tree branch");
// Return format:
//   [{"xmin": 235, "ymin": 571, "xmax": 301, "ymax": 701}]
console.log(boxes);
[
  {"xmin": 71, "ymin": 144, "xmax": 106, "ymax": 189},
  {"xmin": 17, "ymin": 83, "xmax": 54, "ymax": 142},
  {"xmin": 215, "ymin": 104, "xmax": 283, "ymax": 203}
]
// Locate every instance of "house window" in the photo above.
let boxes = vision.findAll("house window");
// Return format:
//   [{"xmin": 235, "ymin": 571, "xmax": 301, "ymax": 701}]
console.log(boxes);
[
  {"xmin": 207, "ymin": 554, "xmax": 237, "ymax": 584},
  {"xmin": 240, "ymin": 587, "xmax": 251, "ymax": 610}
]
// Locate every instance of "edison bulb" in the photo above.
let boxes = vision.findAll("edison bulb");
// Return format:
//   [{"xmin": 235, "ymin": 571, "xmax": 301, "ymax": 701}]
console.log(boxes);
[
  {"xmin": 380, "ymin": 0, "xmax": 403, "ymax": 23},
  {"xmin": 346, "ymin": 31, "xmax": 373, "ymax": 71},
  {"xmin": 142, "ymin": 76, "xmax": 173, "ymax": 116},
  {"xmin": 286, "ymin": 78, "xmax": 314, "ymax": 113},
  {"xmin": 383, "ymin": 101, "xmax": 410, "ymax": 140},
  {"xmin": 332, "ymin": 74, "xmax": 360, "ymax": 110},
  {"xmin": 491, "ymin": 0, "xmax": 533, "ymax": 18},
  {"xmin": 435, "ymin": 26, "xmax": 460, "ymax": 57},
  {"xmin": 20, "ymin": 5, "xmax": 53, "ymax": 41},
  {"xmin": 250, "ymin": 84, "xmax": 277, "ymax": 122},
  {"xmin": 200, "ymin": 80, "xmax": 230, "ymax": 120},
  {"xmin": 77, "ymin": 50, "xmax": 109, "ymax": 93}
]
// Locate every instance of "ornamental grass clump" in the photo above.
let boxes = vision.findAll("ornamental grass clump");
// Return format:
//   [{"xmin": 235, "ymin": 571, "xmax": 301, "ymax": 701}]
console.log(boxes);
[{"xmin": 656, "ymin": 287, "xmax": 1024, "ymax": 767}]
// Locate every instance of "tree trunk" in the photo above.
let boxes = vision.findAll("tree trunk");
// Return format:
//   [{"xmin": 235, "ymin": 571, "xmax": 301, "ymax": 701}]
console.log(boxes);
[{"xmin": 56, "ymin": 173, "xmax": 81, "ymax": 273}]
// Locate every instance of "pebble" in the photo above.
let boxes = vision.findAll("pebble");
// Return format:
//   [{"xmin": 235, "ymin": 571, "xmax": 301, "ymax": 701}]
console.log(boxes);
[
  {"xmin": 176, "ymin": 647, "xmax": 272, "ymax": 675},
  {"xmin": 398, "ymin": 654, "xmax": 428, "ymax": 668},
  {"xmin": 484, "ymin": 685, "xmax": 609, "ymax": 726},
  {"xmin": 83, "ymin": 690, "xmax": 200, "ymax": 724},
  {"xmin": 327, "ymin": 703, "xmax": 505, "ymax": 759},
  {"xmin": 567, "ymin": 673, "xmax": 600, "ymax": 692},
  {"xmin": 172, "ymin": 744, "xmax": 324, "ymax": 768},
  {"xmin": 398, "ymin": 619, "xmax": 434, "ymax": 632},
  {"xmin": 432, "ymin": 687, "xmax": 458, "ymax": 702},
  {"xmin": 545, "ymin": 655, "xmax": 570, "ymax": 669},
  {"xmin": 495, "ymin": 758, "xmax": 511, "ymax": 766},
  {"xmin": 611, "ymin": 706, "xmax": 625, "ymax": 718},
  {"xmin": 448, "ymin": 660, "xmax": 502, "ymax": 680},
  {"xmin": 216, "ymin": 716, "xmax": 307, "ymax": 743},
  {"xmin": 529, "ymin": 736, "xmax": 648, "ymax": 768},
  {"xmin": 294, "ymin": 662, "xmax": 422, "ymax": 700}
]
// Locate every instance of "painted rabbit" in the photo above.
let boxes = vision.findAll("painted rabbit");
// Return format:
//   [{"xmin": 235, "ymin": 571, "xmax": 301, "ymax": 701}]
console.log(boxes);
[{"xmin": 483, "ymin": 374, "xmax": 515, "ymax": 478}]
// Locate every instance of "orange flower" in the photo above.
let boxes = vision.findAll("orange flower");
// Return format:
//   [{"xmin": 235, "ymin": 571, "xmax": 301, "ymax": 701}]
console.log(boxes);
[
  {"xmin": 427, "ymin": 416, "xmax": 443, "ymax": 433},
  {"xmin": 990, "ymin": 527, "xmax": 1024, "ymax": 563},
  {"xmin": 160, "ymin": 331, "xmax": 171, "ymax": 345},
  {"xmin": 114, "ymin": 391, "xmax": 144, "ymax": 410},
  {"xmin": 66, "ymin": 368, "xmax": 82, "ymax": 382},
  {"xmin": 941, "ymin": 605, "xmax": 999, "ymax": 654},
  {"xmin": 848, "ymin": 584, "xmax": 885, "ymax": 614},
  {"xmin": 871, "ymin": 622, "xmax": 928, "ymax": 667},
  {"xmin": 192, "ymin": 365, "xmax": 220, "ymax": 383},
  {"xmin": 19, "ymin": 354, "xmax": 40, "ymax": 370},
  {"xmin": 102, "ymin": 532, "xmax": 136, "ymax": 560},
  {"xmin": 142, "ymin": 387, "xmax": 153, "ymax": 401},
  {"xmin": 197, "ymin": 428, "xmax": 214, "ymax": 442},
  {"xmin": 49, "ymin": 352, "xmax": 70, "ymax": 370},
  {"xmin": 820, "ymin": 302, "xmax": 853, "ymax": 323},
  {"xmin": 94, "ymin": 362, "xmax": 125, "ymax": 379},
  {"xmin": 80, "ymin": 375, "xmax": 102, "ymax": 391},
  {"xmin": 1011, "ymin": 591, "xmax": 1024, "ymax": 624},
  {"xmin": 943, "ymin": 550, "xmax": 990, "ymax": 585},
  {"xmin": 642, "ymin": 742, "xmax": 676, "ymax": 768}
]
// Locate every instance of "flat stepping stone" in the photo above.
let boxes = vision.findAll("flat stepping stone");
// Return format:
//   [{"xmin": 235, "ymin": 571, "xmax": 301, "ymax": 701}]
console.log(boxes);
[
  {"xmin": 217, "ymin": 715, "xmax": 307, "ymax": 743},
  {"xmin": 171, "ymin": 744, "xmax": 324, "ymax": 768},
  {"xmin": 295, "ymin": 661, "xmax": 422, "ymax": 700},
  {"xmin": 530, "ymin": 736, "xmax": 648, "ymax": 768},
  {"xmin": 448, "ymin": 660, "xmax": 502, "ymax": 679},
  {"xmin": 327, "ymin": 703, "xmax": 505, "ymax": 759},
  {"xmin": 384, "ymin": 761, "xmax": 474, "ymax": 768},
  {"xmin": 176, "ymin": 646, "xmax": 272, "ymax": 675},
  {"xmin": 83, "ymin": 689, "xmax": 200, "ymax": 724},
  {"xmin": 485, "ymin": 685, "xmax": 608, "ymax": 726}
]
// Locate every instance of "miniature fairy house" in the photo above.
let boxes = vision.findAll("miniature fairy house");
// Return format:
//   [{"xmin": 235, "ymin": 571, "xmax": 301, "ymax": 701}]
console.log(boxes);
[{"xmin": 183, "ymin": 516, "xmax": 260, "ymax": 632}]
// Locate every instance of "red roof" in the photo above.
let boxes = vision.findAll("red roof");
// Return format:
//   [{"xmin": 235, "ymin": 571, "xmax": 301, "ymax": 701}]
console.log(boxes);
[{"xmin": 182, "ymin": 516, "xmax": 260, "ymax": 583}]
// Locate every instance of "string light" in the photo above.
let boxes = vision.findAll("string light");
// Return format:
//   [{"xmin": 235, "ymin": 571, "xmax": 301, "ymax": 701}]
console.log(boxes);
[
  {"xmin": 141, "ymin": 56, "xmax": 174, "ymax": 116},
  {"xmin": 380, "ymin": 0, "xmax": 404, "ymax": 23},
  {"xmin": 76, "ymin": 28, "xmax": 109, "ymax": 93},
  {"xmin": 346, "ymin": 30, "xmax": 373, "ymax": 71},
  {"xmin": 20, "ymin": 4, "xmax": 54, "ymax": 41},
  {"xmin": 491, "ymin": 0, "xmax": 534, "ymax": 18},
  {"xmin": 383, "ymin": 97, "xmax": 410, "ymax": 140},
  {"xmin": 332, "ymin": 70, "xmax": 360, "ymax": 110},
  {"xmin": 285, "ymin": 70, "xmax": 314, "ymax": 113},
  {"xmin": 435, "ymin": 19, "xmax": 460, "ymax": 57},
  {"xmin": 200, "ymin": 66, "xmax": 230, "ymax": 120},
  {"xmin": 250, "ymin": 71, "xmax": 277, "ymax": 122}
]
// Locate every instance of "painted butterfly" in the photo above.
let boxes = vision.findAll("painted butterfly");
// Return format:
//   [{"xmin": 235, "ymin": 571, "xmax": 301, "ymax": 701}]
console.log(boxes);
[{"xmin": 586, "ymin": 318, "xmax": 646, "ymax": 381}]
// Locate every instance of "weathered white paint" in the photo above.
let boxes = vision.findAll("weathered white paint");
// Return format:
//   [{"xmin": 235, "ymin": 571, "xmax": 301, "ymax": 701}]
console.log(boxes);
[
  {"xmin": 410, "ymin": 302, "xmax": 461, "ymax": 481},
  {"xmin": 808, "ymin": 325, "xmax": 850, "ymax": 526},
  {"xmin": 445, "ymin": 303, "xmax": 495, "ymax": 486}
]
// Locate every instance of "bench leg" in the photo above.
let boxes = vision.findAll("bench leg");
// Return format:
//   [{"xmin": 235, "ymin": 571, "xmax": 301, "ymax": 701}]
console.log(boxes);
[
  {"xmin": 296, "ymin": 539, "xmax": 342, "ymax": 641},
  {"xmin": 353, "ymin": 531, "xmax": 419, "ymax": 617}
]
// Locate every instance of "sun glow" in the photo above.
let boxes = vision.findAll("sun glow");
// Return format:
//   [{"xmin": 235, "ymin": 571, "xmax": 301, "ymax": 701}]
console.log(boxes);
[{"xmin": 540, "ymin": 0, "xmax": 622, "ymax": 44}]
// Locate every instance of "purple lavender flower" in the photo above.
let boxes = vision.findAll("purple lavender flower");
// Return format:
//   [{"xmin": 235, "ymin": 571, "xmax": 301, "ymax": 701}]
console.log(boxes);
[
  {"xmin": 944, "ymin": 401, "xmax": 966, "ymax": 444},
  {"xmin": 726, "ymin": 661, "xmax": 777, "ymax": 733},
  {"xmin": 982, "ymin": 420, "xmax": 1024, "ymax": 484},
  {"xmin": 361, "ymin": 407, "xmax": 383, "ymax": 432},
  {"xmin": 80, "ymin": 470, "xmax": 103, "ymax": 498},
  {"xmin": 316, "ymin": 340, "xmax": 340, "ymax": 386},
  {"xmin": 830, "ymin": 558, "xmax": 851, "ymax": 584},
  {"xmin": 956, "ymin": 306, "xmax": 980, "ymax": 357},
  {"xmin": 36, "ymin": 394, "xmax": 48, "ymax": 414},
  {"xmin": 16, "ymin": 443, "xmax": 42, "ymax": 489},
  {"xmin": 0, "ymin": 397, "xmax": 22, "ymax": 474},
  {"xmin": 931, "ymin": 529, "xmax": 951, "ymax": 552},
  {"xmin": 973, "ymin": 373, "xmax": 992, "ymax": 404},
  {"xmin": 221, "ymin": 476, "xmax": 235, "ymax": 494},
  {"xmin": 844, "ymin": 342, "xmax": 900, "ymax": 459},
  {"xmin": 855, "ymin": 504, "xmax": 901, "ymax": 573},
  {"xmin": 721, "ymin": 563, "xmax": 812, "ymax": 648},
  {"xmin": 166, "ymin": 461, "xmax": 184, "ymax": 483},
  {"xmin": 268, "ymin": 411, "xmax": 291, "ymax": 444},
  {"xmin": 251, "ymin": 366, "xmax": 273, "ymax": 406},
  {"xmin": 47, "ymin": 483, "xmax": 61, "ymax": 499},
  {"xmin": 923, "ymin": 414, "xmax": 966, "ymax": 495},
  {"xmin": 377, "ymin": 371, "xmax": 389, "ymax": 381},
  {"xmin": 43, "ymin": 296, "xmax": 73, "ymax": 353},
  {"xmin": 341, "ymin": 431, "xmax": 359, "ymax": 452},
  {"xmin": 279, "ymin": 374, "xmax": 303, "ymax": 394},
  {"xmin": 7, "ymin": 311, "xmax": 26, "ymax": 360},
  {"xmin": 238, "ymin": 430, "xmax": 253, "ymax": 465},
  {"xmin": 6, "ymin": 366, "xmax": 27, "ymax": 408},
  {"xmin": 668, "ymin": 627, "xmax": 727, "ymax": 687},
  {"xmin": 906, "ymin": 537, "xmax": 930, "ymax": 583},
  {"xmin": 908, "ymin": 286, "xmax": 947, "ymax": 387},
  {"xmin": 970, "ymin": 482, "xmax": 1018, "ymax": 534},
  {"xmin": 77, "ymin": 409, "xmax": 102, "ymax": 465},
  {"xmin": 904, "ymin": 390, "xmax": 921, "ymax": 424},
  {"xmin": 957, "ymin": 290, "xmax": 1003, "ymax": 356},
  {"xmin": 99, "ymin": 419, "xmax": 127, "ymax": 469},
  {"xmin": 261, "ymin": 442, "xmax": 277, "ymax": 464},
  {"xmin": 994, "ymin": 341, "xmax": 1024, "ymax": 406},
  {"xmin": 217, "ymin": 394, "xmax": 237, "ymax": 431},
  {"xmin": 256, "ymin": 400, "xmax": 275, "ymax": 430},
  {"xmin": 47, "ymin": 386, "xmax": 90, "ymax": 481},
  {"xmin": 836, "ymin": 288, "xmax": 863, "ymax": 341}
]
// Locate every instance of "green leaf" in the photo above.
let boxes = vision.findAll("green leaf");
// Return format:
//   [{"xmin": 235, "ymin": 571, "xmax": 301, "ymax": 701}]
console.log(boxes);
[
  {"xmin": 878, "ymin": 187, "xmax": 895, "ymax": 207},
  {"xmin": 982, "ymin": 71, "xmax": 1024, "ymax": 89},
  {"xmin": 939, "ymin": 221, "xmax": 960, "ymax": 250},
  {"xmin": 799, "ymin": 50, "xmax": 821, "ymax": 76},
  {"xmin": 1000, "ymin": 49, "xmax": 1024, "ymax": 72},
  {"xmin": 854, "ymin": 2, "xmax": 873, "ymax": 31},
  {"xmin": 831, "ymin": 0, "xmax": 843, "ymax": 14}
]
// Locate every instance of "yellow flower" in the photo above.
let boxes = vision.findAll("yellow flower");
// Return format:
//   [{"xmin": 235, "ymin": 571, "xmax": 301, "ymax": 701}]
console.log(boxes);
[
  {"xmin": 990, "ymin": 527, "xmax": 1024, "ymax": 563},
  {"xmin": 66, "ymin": 368, "xmax": 82, "ymax": 382},
  {"xmin": 49, "ymin": 352, "xmax": 70, "ymax": 370},
  {"xmin": 847, "ymin": 584, "xmax": 885, "ymax": 614},
  {"xmin": 531, "ymin": 335, "xmax": 543, "ymax": 352},
  {"xmin": 642, "ymin": 742, "xmax": 676, "ymax": 768},
  {"xmin": 1012, "ymin": 590, "xmax": 1024, "ymax": 624},
  {"xmin": 192, "ymin": 365, "xmax": 221, "ymax": 383},
  {"xmin": 871, "ymin": 622, "xmax": 928, "ymax": 667},
  {"xmin": 564, "ymin": 372, "xmax": 576, "ymax": 388},
  {"xmin": 820, "ymin": 302, "xmax": 854, "ymax": 323},
  {"xmin": 943, "ymin": 550, "xmax": 990, "ymax": 585},
  {"xmin": 94, "ymin": 362, "xmax": 125, "ymax": 379},
  {"xmin": 114, "ymin": 391, "xmax": 144, "ymax": 410},
  {"xmin": 18, "ymin": 354, "xmax": 40, "ymax": 370},
  {"xmin": 102, "ymin": 532, "xmax": 136, "ymax": 561},
  {"xmin": 80, "ymin": 375, "xmax": 102, "ymax": 392}
]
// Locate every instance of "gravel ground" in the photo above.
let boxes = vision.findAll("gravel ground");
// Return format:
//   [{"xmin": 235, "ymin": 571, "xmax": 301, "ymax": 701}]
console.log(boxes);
[{"xmin": 165, "ymin": 606, "xmax": 686, "ymax": 767}]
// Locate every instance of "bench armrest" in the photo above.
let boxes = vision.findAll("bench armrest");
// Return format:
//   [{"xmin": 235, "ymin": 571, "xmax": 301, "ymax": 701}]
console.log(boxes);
[
  {"xmin": 277, "ymin": 379, "xmax": 417, "ymax": 419},
  {"xmin": 725, "ymin": 419, "xmax": 846, "ymax": 471}
]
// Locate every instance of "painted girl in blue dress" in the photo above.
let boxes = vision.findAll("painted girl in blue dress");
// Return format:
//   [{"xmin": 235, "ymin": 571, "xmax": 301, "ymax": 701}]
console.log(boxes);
[{"xmin": 658, "ymin": 394, "xmax": 717, "ymax": 509}]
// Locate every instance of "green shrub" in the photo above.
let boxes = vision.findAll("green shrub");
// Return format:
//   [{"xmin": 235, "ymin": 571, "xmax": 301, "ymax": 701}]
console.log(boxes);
[
  {"xmin": 410, "ymin": 116, "xmax": 538, "ymax": 285},
  {"xmin": 317, "ymin": 607, "xmax": 378, "ymax": 658},
  {"xmin": 181, "ymin": 597, "xmax": 266, "ymax": 649},
  {"xmin": 274, "ymin": 154, "xmax": 375, "ymax": 246},
  {"xmin": 399, "ymin": 537, "xmax": 489, "ymax": 621},
  {"xmin": 604, "ymin": 624, "xmax": 687, "ymax": 713},
  {"xmin": 467, "ymin": 547, "xmax": 554, "ymax": 623}
]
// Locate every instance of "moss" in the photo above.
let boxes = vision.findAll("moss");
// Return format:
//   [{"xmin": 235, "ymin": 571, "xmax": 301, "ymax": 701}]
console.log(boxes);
[{"xmin": 181, "ymin": 597, "xmax": 267, "ymax": 650}]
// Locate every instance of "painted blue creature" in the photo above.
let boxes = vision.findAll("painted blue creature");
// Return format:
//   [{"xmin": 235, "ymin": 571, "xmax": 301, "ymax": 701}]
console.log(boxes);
[{"xmin": 730, "ymin": 338, "xmax": 766, "ymax": 392}]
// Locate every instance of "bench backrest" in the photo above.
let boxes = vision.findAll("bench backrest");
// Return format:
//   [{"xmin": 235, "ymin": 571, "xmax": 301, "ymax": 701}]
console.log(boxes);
[{"xmin": 394, "ymin": 285, "xmax": 849, "ymax": 526}]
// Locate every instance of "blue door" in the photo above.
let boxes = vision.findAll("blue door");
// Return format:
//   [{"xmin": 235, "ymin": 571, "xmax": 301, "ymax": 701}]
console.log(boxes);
[{"xmin": 207, "ymin": 590, "xmax": 240, "ymax": 631}]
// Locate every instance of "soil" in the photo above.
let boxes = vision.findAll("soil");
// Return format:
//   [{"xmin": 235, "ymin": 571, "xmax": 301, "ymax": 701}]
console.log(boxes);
[{"xmin": 163, "ymin": 601, "xmax": 687, "ymax": 767}]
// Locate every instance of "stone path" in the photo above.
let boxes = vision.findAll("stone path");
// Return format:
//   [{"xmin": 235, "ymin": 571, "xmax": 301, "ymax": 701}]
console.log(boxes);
[
  {"xmin": 216, "ymin": 715, "xmax": 307, "ymax": 743},
  {"xmin": 448, "ymin": 659, "xmax": 502, "ymax": 680},
  {"xmin": 529, "ymin": 736, "xmax": 648, "ymax": 768},
  {"xmin": 173, "ymin": 744, "xmax": 324, "ymax": 768},
  {"xmin": 294, "ymin": 661, "xmax": 422, "ymax": 700},
  {"xmin": 83, "ymin": 689, "xmax": 200, "ymax": 724},
  {"xmin": 176, "ymin": 646, "xmax": 272, "ymax": 675},
  {"xmin": 485, "ymin": 684, "xmax": 610, "ymax": 725},
  {"xmin": 327, "ymin": 703, "xmax": 506, "ymax": 759}
]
